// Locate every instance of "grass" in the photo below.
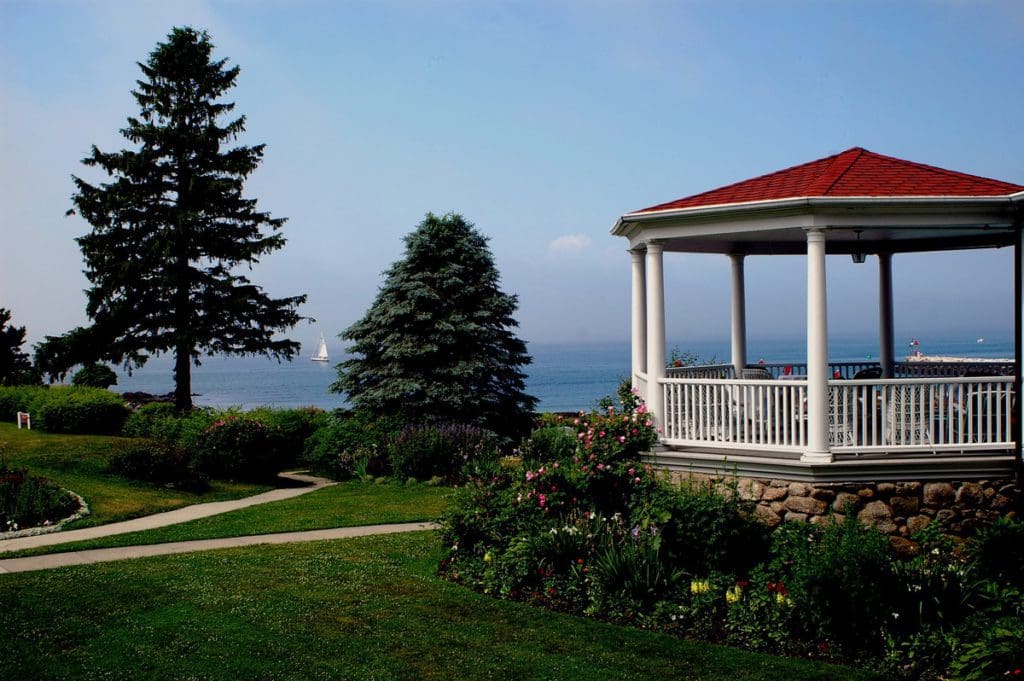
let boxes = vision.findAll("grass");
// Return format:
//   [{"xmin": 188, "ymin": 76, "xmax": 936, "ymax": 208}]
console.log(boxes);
[
  {"xmin": 0, "ymin": 531, "xmax": 881, "ymax": 680},
  {"xmin": 5, "ymin": 480, "xmax": 452, "ymax": 558},
  {"xmin": 0, "ymin": 422, "xmax": 268, "ymax": 528}
]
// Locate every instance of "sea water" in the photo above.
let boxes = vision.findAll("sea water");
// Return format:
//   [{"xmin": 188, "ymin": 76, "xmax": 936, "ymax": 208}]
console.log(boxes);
[{"xmin": 112, "ymin": 336, "xmax": 1014, "ymax": 413}]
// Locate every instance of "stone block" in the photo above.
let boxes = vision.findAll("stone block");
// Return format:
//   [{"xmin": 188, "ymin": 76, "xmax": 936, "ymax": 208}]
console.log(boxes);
[
  {"xmin": 753, "ymin": 504, "xmax": 781, "ymax": 529},
  {"xmin": 832, "ymin": 492, "xmax": 861, "ymax": 513},
  {"xmin": 889, "ymin": 535, "xmax": 920, "ymax": 559},
  {"xmin": 956, "ymin": 482, "xmax": 984, "ymax": 506},
  {"xmin": 785, "ymin": 496, "xmax": 827, "ymax": 515},
  {"xmin": 788, "ymin": 482, "xmax": 812, "ymax": 497},
  {"xmin": 923, "ymin": 482, "xmax": 954, "ymax": 507},
  {"xmin": 906, "ymin": 515, "xmax": 930, "ymax": 536},
  {"xmin": 876, "ymin": 482, "xmax": 897, "ymax": 497},
  {"xmin": 857, "ymin": 488, "xmax": 876, "ymax": 500},
  {"xmin": 935, "ymin": 508, "xmax": 958, "ymax": 525},
  {"xmin": 896, "ymin": 481, "xmax": 922, "ymax": 494},
  {"xmin": 738, "ymin": 479, "xmax": 765, "ymax": 501},
  {"xmin": 858, "ymin": 500, "xmax": 897, "ymax": 534},
  {"xmin": 890, "ymin": 495, "xmax": 920, "ymax": 517},
  {"xmin": 810, "ymin": 488, "xmax": 836, "ymax": 502},
  {"xmin": 769, "ymin": 479, "xmax": 790, "ymax": 488},
  {"xmin": 763, "ymin": 486, "xmax": 787, "ymax": 501},
  {"xmin": 992, "ymin": 494, "xmax": 1013, "ymax": 511},
  {"xmin": 784, "ymin": 511, "xmax": 808, "ymax": 523}
]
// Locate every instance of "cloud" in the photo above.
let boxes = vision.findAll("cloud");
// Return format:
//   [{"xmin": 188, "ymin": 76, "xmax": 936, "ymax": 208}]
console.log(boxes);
[{"xmin": 547, "ymin": 234, "xmax": 592, "ymax": 253}]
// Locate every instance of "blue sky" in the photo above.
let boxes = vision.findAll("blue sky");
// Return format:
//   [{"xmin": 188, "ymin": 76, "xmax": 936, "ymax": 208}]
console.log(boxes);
[{"xmin": 1, "ymin": 1, "xmax": 1022, "ymax": 352}]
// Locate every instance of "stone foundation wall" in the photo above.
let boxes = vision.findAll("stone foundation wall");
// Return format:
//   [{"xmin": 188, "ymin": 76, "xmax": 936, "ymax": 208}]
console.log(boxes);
[{"xmin": 673, "ymin": 472, "xmax": 1022, "ymax": 553}]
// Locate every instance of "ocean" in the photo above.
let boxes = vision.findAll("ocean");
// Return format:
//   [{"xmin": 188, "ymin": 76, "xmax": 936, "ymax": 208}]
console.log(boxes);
[{"xmin": 112, "ymin": 336, "xmax": 1015, "ymax": 413}]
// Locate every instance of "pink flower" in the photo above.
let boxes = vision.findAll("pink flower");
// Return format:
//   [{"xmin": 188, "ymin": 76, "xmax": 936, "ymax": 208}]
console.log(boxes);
[
  {"xmin": 597, "ymin": 463, "xmax": 604, "ymax": 471},
  {"xmin": 618, "ymin": 435, "xmax": 626, "ymax": 443},
  {"xmin": 525, "ymin": 470, "xmax": 535, "ymax": 481},
  {"xmin": 577, "ymin": 432, "xmax": 585, "ymax": 440},
  {"xmin": 628, "ymin": 468, "xmax": 635, "ymax": 475},
  {"xmin": 538, "ymin": 494, "xmax": 547, "ymax": 507},
  {"xmin": 598, "ymin": 431, "xmax": 605, "ymax": 438},
  {"xmin": 634, "ymin": 477, "xmax": 641, "ymax": 483},
  {"xmin": 552, "ymin": 462, "xmax": 559, "ymax": 469}
]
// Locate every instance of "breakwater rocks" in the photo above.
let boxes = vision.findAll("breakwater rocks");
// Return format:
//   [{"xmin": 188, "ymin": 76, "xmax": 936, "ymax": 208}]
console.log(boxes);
[{"xmin": 674, "ymin": 472, "xmax": 1022, "ymax": 556}]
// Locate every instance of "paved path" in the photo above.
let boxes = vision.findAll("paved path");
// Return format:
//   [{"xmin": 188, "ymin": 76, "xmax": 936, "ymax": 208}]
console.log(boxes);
[
  {"xmin": 0, "ymin": 522, "xmax": 438, "ymax": 574},
  {"xmin": 0, "ymin": 471, "xmax": 337, "ymax": 554}
]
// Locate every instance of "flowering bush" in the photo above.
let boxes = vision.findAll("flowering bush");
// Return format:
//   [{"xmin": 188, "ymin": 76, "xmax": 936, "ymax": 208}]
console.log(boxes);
[
  {"xmin": 192, "ymin": 415, "xmax": 284, "ymax": 482},
  {"xmin": 302, "ymin": 410, "xmax": 399, "ymax": 480},
  {"xmin": 387, "ymin": 423, "xmax": 500, "ymax": 482},
  {"xmin": 0, "ymin": 465, "xmax": 78, "ymax": 532}
]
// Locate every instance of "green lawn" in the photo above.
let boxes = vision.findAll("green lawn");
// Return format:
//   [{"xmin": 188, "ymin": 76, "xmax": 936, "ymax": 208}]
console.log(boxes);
[
  {"xmin": 5, "ymin": 480, "xmax": 451, "ymax": 558},
  {"xmin": 0, "ymin": 531, "xmax": 880, "ymax": 680},
  {"xmin": 0, "ymin": 423, "xmax": 268, "ymax": 528}
]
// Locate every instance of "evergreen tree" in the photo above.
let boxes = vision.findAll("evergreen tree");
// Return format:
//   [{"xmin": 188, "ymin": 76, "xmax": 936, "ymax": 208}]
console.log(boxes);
[
  {"xmin": 333, "ymin": 213, "xmax": 536, "ymax": 438},
  {"xmin": 0, "ymin": 308, "xmax": 38, "ymax": 385},
  {"xmin": 67, "ymin": 27, "xmax": 306, "ymax": 410}
]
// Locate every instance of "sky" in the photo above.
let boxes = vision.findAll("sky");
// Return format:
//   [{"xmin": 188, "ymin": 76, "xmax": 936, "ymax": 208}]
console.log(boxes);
[{"xmin": 1, "ymin": 0, "xmax": 1022, "ymax": 354}]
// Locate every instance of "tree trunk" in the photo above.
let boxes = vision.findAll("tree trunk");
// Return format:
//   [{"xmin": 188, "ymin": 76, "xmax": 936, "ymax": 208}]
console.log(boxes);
[{"xmin": 173, "ymin": 345, "xmax": 192, "ymax": 411}]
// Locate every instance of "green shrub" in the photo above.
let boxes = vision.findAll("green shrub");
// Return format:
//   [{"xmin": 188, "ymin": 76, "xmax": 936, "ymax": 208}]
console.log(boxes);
[
  {"xmin": 71, "ymin": 363, "xmax": 118, "ymax": 388},
  {"xmin": 767, "ymin": 515, "xmax": 899, "ymax": 656},
  {"xmin": 31, "ymin": 386, "xmax": 128, "ymax": 435},
  {"xmin": 968, "ymin": 516, "xmax": 1024, "ymax": 588},
  {"xmin": 192, "ymin": 415, "xmax": 284, "ymax": 482},
  {"xmin": 246, "ymin": 406, "xmax": 329, "ymax": 468},
  {"xmin": 642, "ymin": 477, "xmax": 770, "ymax": 577},
  {"xmin": 0, "ymin": 465, "xmax": 79, "ymax": 531},
  {"xmin": 302, "ymin": 410, "xmax": 399, "ymax": 480},
  {"xmin": 387, "ymin": 423, "xmax": 500, "ymax": 481},
  {"xmin": 108, "ymin": 439, "xmax": 207, "ymax": 491},
  {"xmin": 520, "ymin": 425, "xmax": 576, "ymax": 465},
  {"xmin": 0, "ymin": 385, "xmax": 49, "ymax": 421}
]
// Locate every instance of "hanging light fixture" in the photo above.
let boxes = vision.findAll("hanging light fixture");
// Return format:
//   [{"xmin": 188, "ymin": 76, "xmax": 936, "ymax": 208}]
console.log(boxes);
[{"xmin": 851, "ymin": 229, "xmax": 866, "ymax": 264}]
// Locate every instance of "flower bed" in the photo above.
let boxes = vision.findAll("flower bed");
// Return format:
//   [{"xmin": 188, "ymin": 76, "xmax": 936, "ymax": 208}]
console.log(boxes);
[
  {"xmin": 1, "ymin": 465, "xmax": 84, "ymax": 535},
  {"xmin": 438, "ymin": 383, "xmax": 1024, "ymax": 679}
]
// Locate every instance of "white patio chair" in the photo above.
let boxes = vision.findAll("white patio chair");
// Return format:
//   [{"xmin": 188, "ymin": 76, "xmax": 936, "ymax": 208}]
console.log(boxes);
[{"xmin": 884, "ymin": 383, "xmax": 930, "ymax": 446}]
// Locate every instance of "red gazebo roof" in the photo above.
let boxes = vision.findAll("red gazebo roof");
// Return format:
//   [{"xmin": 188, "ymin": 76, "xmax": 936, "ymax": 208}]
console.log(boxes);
[{"xmin": 636, "ymin": 147, "xmax": 1024, "ymax": 214}]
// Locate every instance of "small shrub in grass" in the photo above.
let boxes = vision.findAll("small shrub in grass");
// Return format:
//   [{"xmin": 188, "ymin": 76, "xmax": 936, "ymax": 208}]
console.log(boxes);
[
  {"xmin": 302, "ymin": 410, "xmax": 398, "ymax": 480},
  {"xmin": 0, "ymin": 465, "xmax": 78, "ymax": 531},
  {"xmin": 247, "ymin": 406, "xmax": 329, "ymax": 468},
  {"xmin": 108, "ymin": 439, "xmax": 207, "ymax": 491},
  {"xmin": 32, "ymin": 386, "xmax": 129, "ymax": 435},
  {"xmin": 192, "ymin": 415, "xmax": 284, "ymax": 482},
  {"xmin": 387, "ymin": 423, "xmax": 500, "ymax": 481}
]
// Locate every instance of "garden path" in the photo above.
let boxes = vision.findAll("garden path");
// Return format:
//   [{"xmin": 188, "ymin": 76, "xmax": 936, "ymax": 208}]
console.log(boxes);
[
  {"xmin": 0, "ymin": 471, "xmax": 336, "ymax": 554},
  {"xmin": 0, "ymin": 522, "xmax": 438, "ymax": 573}
]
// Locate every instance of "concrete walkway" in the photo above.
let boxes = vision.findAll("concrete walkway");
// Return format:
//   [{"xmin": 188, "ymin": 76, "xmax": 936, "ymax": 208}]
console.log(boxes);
[
  {"xmin": 0, "ymin": 471, "xmax": 337, "ymax": 554},
  {"xmin": 0, "ymin": 522, "xmax": 438, "ymax": 574}
]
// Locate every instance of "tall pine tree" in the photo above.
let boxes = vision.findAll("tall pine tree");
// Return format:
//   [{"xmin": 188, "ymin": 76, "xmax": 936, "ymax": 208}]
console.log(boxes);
[
  {"xmin": 0, "ymin": 308, "xmax": 38, "ymax": 386},
  {"xmin": 67, "ymin": 27, "xmax": 306, "ymax": 409},
  {"xmin": 333, "ymin": 213, "xmax": 536, "ymax": 438}
]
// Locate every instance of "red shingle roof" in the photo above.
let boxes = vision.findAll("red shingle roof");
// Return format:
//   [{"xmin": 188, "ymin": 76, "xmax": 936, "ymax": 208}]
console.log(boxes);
[{"xmin": 635, "ymin": 147, "xmax": 1024, "ymax": 214}]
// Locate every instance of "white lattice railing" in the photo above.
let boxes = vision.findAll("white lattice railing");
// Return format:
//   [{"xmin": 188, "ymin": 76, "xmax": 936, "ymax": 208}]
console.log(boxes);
[
  {"xmin": 661, "ymin": 378, "xmax": 808, "ymax": 450},
  {"xmin": 659, "ymin": 375, "xmax": 1015, "ymax": 455},
  {"xmin": 828, "ymin": 376, "xmax": 1015, "ymax": 452}
]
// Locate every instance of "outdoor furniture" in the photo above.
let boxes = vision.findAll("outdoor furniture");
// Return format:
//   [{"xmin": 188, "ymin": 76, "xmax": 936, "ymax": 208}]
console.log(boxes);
[{"xmin": 885, "ymin": 383, "xmax": 931, "ymax": 446}]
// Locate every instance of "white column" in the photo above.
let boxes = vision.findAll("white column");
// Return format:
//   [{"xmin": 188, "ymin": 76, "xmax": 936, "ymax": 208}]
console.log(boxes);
[
  {"xmin": 1016, "ymin": 227, "xmax": 1023, "ymax": 461},
  {"xmin": 803, "ymin": 229, "xmax": 832, "ymax": 462},
  {"xmin": 729, "ymin": 254, "xmax": 747, "ymax": 376},
  {"xmin": 878, "ymin": 253, "xmax": 895, "ymax": 378},
  {"xmin": 630, "ymin": 249, "xmax": 647, "ymax": 386},
  {"xmin": 645, "ymin": 242, "xmax": 666, "ymax": 429}
]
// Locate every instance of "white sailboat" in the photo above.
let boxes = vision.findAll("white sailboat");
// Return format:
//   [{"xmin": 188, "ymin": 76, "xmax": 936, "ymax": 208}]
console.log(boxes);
[{"xmin": 311, "ymin": 333, "xmax": 329, "ymax": 362}]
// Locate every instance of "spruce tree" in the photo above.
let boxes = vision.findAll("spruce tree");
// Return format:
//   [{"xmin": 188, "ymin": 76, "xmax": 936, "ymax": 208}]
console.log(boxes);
[
  {"xmin": 333, "ymin": 212, "xmax": 536, "ymax": 438},
  {"xmin": 67, "ymin": 27, "xmax": 306, "ymax": 410},
  {"xmin": 0, "ymin": 308, "xmax": 38, "ymax": 385}
]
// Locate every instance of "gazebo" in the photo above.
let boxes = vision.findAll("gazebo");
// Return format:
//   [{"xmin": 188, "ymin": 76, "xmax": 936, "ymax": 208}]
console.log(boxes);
[{"xmin": 613, "ymin": 147, "xmax": 1024, "ymax": 483}]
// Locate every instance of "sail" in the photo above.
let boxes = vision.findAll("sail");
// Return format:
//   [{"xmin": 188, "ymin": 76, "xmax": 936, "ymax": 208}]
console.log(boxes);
[{"xmin": 312, "ymin": 333, "xmax": 329, "ymax": 362}]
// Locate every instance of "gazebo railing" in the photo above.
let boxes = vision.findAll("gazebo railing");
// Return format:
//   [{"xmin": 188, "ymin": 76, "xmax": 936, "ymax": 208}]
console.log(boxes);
[
  {"xmin": 828, "ymin": 376, "xmax": 1015, "ymax": 453},
  {"xmin": 666, "ymin": 363, "xmax": 734, "ymax": 379},
  {"xmin": 658, "ymin": 374, "xmax": 1015, "ymax": 455}
]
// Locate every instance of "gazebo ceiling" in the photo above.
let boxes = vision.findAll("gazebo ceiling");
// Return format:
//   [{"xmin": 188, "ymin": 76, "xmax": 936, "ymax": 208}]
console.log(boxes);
[{"xmin": 612, "ymin": 147, "xmax": 1024, "ymax": 255}]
